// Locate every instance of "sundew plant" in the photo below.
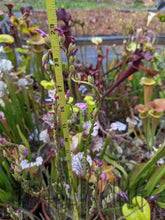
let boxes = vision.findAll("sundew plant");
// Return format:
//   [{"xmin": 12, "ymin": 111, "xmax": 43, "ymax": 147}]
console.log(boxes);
[{"xmin": 0, "ymin": 1, "xmax": 165, "ymax": 220}]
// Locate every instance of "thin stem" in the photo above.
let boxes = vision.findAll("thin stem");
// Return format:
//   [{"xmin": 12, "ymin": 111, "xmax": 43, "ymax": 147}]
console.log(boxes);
[
  {"xmin": 146, "ymin": 116, "xmax": 151, "ymax": 149},
  {"xmin": 102, "ymin": 62, "xmax": 122, "ymax": 77},
  {"xmin": 71, "ymin": 76, "xmax": 101, "ymax": 149},
  {"xmin": 52, "ymin": 98, "xmax": 60, "ymax": 183},
  {"xmin": 41, "ymin": 202, "xmax": 51, "ymax": 220},
  {"xmin": 97, "ymin": 193, "xmax": 105, "ymax": 220}
]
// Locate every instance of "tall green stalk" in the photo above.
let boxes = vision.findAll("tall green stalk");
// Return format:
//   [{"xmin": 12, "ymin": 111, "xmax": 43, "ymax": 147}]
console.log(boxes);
[{"xmin": 45, "ymin": 1, "xmax": 79, "ymax": 218}]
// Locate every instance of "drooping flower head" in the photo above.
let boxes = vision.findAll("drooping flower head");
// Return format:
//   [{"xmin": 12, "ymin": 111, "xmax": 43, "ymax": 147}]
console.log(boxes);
[
  {"xmin": 34, "ymin": 28, "xmax": 47, "ymax": 38},
  {"xmin": 53, "ymin": 27, "xmax": 64, "ymax": 36}
]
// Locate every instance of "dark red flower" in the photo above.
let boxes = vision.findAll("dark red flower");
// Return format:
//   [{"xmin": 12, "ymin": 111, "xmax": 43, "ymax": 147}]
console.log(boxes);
[{"xmin": 56, "ymin": 8, "xmax": 71, "ymax": 24}]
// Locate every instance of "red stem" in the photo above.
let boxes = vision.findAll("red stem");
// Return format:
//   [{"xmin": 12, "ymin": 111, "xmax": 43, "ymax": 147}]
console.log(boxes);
[
  {"xmin": 42, "ymin": 202, "xmax": 51, "ymax": 220},
  {"xmin": 97, "ymin": 193, "xmax": 105, "ymax": 220},
  {"xmin": 30, "ymin": 200, "xmax": 41, "ymax": 214}
]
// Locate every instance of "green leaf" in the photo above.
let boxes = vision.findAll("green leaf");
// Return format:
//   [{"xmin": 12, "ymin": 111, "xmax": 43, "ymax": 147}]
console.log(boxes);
[
  {"xmin": 102, "ymin": 206, "xmax": 122, "ymax": 212},
  {"xmin": 128, "ymin": 144, "xmax": 165, "ymax": 190},
  {"xmin": 128, "ymin": 163, "xmax": 145, "ymax": 183},
  {"xmin": 151, "ymin": 179, "xmax": 165, "ymax": 196},
  {"xmin": 0, "ymin": 189, "xmax": 15, "ymax": 204},
  {"xmin": 156, "ymin": 201, "xmax": 165, "ymax": 209},
  {"xmin": 0, "ymin": 159, "xmax": 16, "ymax": 186},
  {"xmin": 0, "ymin": 166, "xmax": 13, "ymax": 191},
  {"xmin": 143, "ymin": 163, "xmax": 165, "ymax": 196},
  {"xmin": 128, "ymin": 163, "xmax": 155, "ymax": 193},
  {"xmin": 122, "ymin": 196, "xmax": 151, "ymax": 220},
  {"xmin": 100, "ymin": 137, "xmax": 111, "ymax": 160},
  {"xmin": 104, "ymin": 154, "xmax": 128, "ymax": 184}
]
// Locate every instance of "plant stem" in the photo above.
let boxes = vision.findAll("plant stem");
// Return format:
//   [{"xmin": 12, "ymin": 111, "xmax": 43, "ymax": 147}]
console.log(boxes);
[{"xmin": 71, "ymin": 77, "xmax": 101, "ymax": 149}]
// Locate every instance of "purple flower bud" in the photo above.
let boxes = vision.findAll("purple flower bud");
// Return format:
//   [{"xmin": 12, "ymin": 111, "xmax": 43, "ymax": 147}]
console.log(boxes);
[
  {"xmin": 102, "ymin": 172, "xmax": 106, "ymax": 183},
  {"xmin": 24, "ymin": 148, "xmax": 28, "ymax": 156},
  {"xmin": 72, "ymin": 48, "xmax": 78, "ymax": 56},
  {"xmin": 10, "ymin": 167, "xmax": 14, "ymax": 174},
  {"xmin": 77, "ymin": 103, "xmax": 87, "ymax": 111},
  {"xmin": 68, "ymin": 36, "xmax": 75, "ymax": 43},
  {"xmin": 66, "ymin": 184, "xmax": 70, "ymax": 189},
  {"xmin": 15, "ymin": 209, "xmax": 21, "ymax": 213},
  {"xmin": 6, "ymin": 204, "xmax": 10, "ymax": 208},
  {"xmin": 66, "ymin": 89, "xmax": 70, "ymax": 99},
  {"xmin": 53, "ymin": 28, "xmax": 63, "ymax": 36},
  {"xmin": 0, "ymin": 138, "xmax": 4, "ymax": 144},
  {"xmin": 54, "ymin": 95, "xmax": 59, "ymax": 99},
  {"xmin": 94, "ymin": 159, "xmax": 105, "ymax": 167},
  {"xmin": 42, "ymin": 61, "xmax": 46, "ymax": 67},
  {"xmin": 98, "ymin": 159, "xmax": 105, "ymax": 167},
  {"xmin": 34, "ymin": 28, "xmax": 47, "ymax": 38},
  {"xmin": 119, "ymin": 191, "xmax": 130, "ymax": 203},
  {"xmin": 91, "ymin": 70, "xmax": 99, "ymax": 76}
]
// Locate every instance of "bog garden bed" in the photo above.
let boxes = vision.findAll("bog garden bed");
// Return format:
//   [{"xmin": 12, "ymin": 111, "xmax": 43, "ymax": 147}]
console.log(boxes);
[
  {"xmin": 0, "ymin": 2, "xmax": 165, "ymax": 220},
  {"xmin": 32, "ymin": 8, "xmax": 165, "ymax": 37}
]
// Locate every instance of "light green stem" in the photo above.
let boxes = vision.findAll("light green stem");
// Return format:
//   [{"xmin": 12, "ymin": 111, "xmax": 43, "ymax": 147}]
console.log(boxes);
[
  {"xmin": 150, "ymin": 111, "xmax": 162, "ymax": 150},
  {"xmin": 71, "ymin": 77, "xmax": 101, "ymax": 150}
]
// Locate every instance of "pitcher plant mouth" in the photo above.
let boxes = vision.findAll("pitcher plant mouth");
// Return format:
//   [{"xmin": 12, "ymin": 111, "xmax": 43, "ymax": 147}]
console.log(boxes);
[
  {"xmin": 149, "ymin": 110, "xmax": 163, "ymax": 119},
  {"xmin": 140, "ymin": 77, "xmax": 156, "ymax": 86},
  {"xmin": 139, "ymin": 111, "xmax": 149, "ymax": 119}
]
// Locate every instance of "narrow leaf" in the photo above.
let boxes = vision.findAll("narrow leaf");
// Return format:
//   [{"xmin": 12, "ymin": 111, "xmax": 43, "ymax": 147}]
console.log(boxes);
[
  {"xmin": 143, "ymin": 163, "xmax": 165, "ymax": 196},
  {"xmin": 17, "ymin": 124, "xmax": 32, "ymax": 162}
]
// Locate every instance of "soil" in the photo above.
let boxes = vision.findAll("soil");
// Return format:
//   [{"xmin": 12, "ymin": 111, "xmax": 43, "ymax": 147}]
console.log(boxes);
[{"xmin": 32, "ymin": 7, "xmax": 165, "ymax": 38}]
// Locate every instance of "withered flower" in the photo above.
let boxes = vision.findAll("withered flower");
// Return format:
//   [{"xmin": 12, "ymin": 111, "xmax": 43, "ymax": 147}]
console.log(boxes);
[{"xmin": 89, "ymin": 160, "xmax": 114, "ymax": 193}]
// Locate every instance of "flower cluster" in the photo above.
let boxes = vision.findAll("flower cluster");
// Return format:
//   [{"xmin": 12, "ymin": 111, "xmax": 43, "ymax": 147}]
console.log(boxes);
[
  {"xmin": 20, "ymin": 157, "xmax": 43, "ymax": 170},
  {"xmin": 0, "ymin": 59, "xmax": 13, "ymax": 75}
]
